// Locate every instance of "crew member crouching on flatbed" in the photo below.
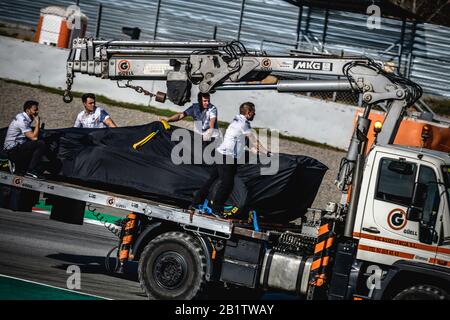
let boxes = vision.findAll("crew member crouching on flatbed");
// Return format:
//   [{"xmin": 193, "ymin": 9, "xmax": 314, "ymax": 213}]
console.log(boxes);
[{"xmin": 3, "ymin": 100, "xmax": 57, "ymax": 180}]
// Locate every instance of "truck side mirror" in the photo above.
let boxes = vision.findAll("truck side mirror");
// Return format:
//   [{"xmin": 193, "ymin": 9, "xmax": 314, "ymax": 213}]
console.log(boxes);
[
  {"xmin": 407, "ymin": 183, "xmax": 428, "ymax": 222},
  {"xmin": 407, "ymin": 207, "xmax": 422, "ymax": 222},
  {"xmin": 418, "ymin": 222, "xmax": 436, "ymax": 245}
]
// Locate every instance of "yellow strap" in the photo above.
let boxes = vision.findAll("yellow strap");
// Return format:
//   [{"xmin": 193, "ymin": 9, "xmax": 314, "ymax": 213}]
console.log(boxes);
[
  {"xmin": 160, "ymin": 119, "xmax": 171, "ymax": 130},
  {"xmin": 133, "ymin": 131, "xmax": 158, "ymax": 150}
]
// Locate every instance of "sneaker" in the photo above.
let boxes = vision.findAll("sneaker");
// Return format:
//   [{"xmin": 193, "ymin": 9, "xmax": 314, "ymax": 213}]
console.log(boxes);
[
  {"xmin": 24, "ymin": 171, "xmax": 45, "ymax": 180},
  {"xmin": 222, "ymin": 206, "xmax": 239, "ymax": 218}
]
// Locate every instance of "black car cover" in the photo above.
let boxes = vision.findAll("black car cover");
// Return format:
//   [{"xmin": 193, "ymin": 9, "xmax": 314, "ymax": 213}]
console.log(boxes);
[{"xmin": 0, "ymin": 122, "xmax": 328, "ymax": 222}]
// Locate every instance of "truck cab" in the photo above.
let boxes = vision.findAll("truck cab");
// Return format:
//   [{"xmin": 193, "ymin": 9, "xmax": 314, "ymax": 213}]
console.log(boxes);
[{"xmin": 351, "ymin": 145, "xmax": 450, "ymax": 299}]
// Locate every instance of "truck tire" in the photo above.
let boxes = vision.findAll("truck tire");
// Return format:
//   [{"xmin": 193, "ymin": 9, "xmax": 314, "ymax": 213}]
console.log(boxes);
[
  {"xmin": 393, "ymin": 285, "xmax": 449, "ymax": 300},
  {"xmin": 138, "ymin": 231, "xmax": 207, "ymax": 300}
]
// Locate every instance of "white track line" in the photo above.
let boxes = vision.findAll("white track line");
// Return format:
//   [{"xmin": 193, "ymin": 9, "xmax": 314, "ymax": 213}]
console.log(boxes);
[{"xmin": 0, "ymin": 273, "xmax": 112, "ymax": 300}]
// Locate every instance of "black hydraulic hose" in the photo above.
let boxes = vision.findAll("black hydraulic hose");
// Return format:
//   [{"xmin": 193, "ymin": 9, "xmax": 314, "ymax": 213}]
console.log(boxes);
[{"xmin": 105, "ymin": 245, "xmax": 120, "ymax": 273}]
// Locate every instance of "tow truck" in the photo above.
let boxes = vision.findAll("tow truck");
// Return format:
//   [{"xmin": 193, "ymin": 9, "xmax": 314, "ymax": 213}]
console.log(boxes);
[{"xmin": 0, "ymin": 38, "xmax": 449, "ymax": 300}]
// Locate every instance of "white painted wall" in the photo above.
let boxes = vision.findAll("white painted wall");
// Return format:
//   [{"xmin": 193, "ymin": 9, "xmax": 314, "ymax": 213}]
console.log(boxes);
[{"xmin": 0, "ymin": 36, "xmax": 358, "ymax": 149}]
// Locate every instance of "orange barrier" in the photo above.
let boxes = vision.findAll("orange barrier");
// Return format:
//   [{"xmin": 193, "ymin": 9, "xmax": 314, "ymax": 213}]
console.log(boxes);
[
  {"xmin": 34, "ymin": 6, "xmax": 87, "ymax": 49},
  {"xmin": 356, "ymin": 109, "xmax": 450, "ymax": 153},
  {"xmin": 34, "ymin": 16, "xmax": 43, "ymax": 43},
  {"xmin": 57, "ymin": 20, "xmax": 71, "ymax": 49}
]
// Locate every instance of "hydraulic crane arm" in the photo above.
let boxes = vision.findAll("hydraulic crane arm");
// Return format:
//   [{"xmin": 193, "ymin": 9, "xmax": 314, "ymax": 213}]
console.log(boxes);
[{"xmin": 64, "ymin": 38, "xmax": 375, "ymax": 104}]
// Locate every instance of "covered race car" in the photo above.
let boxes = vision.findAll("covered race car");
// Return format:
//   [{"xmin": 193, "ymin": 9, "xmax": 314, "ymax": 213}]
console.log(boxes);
[{"xmin": 0, "ymin": 121, "xmax": 327, "ymax": 222}]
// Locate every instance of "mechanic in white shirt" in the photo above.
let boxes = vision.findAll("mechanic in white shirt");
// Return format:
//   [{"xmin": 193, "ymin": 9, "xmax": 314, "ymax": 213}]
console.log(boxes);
[
  {"xmin": 191, "ymin": 102, "xmax": 269, "ymax": 217},
  {"xmin": 3, "ymin": 100, "xmax": 54, "ymax": 179},
  {"xmin": 74, "ymin": 93, "xmax": 117, "ymax": 128},
  {"xmin": 160, "ymin": 92, "xmax": 219, "ymax": 141}
]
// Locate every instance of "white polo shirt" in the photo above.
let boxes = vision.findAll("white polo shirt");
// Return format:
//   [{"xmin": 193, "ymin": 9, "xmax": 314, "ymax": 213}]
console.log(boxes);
[
  {"xmin": 74, "ymin": 106, "xmax": 111, "ymax": 128},
  {"xmin": 217, "ymin": 114, "xmax": 252, "ymax": 159},
  {"xmin": 3, "ymin": 112, "xmax": 33, "ymax": 150},
  {"xmin": 183, "ymin": 103, "xmax": 219, "ymax": 138}
]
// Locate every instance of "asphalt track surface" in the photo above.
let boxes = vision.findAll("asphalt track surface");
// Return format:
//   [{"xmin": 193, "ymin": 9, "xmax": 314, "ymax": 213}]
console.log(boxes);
[
  {"xmin": 0, "ymin": 208, "xmax": 147, "ymax": 300},
  {"xmin": 0, "ymin": 207, "xmax": 300, "ymax": 301}
]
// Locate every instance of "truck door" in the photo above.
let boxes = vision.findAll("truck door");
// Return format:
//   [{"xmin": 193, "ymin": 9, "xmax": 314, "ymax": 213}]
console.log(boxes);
[
  {"xmin": 356, "ymin": 154, "xmax": 442, "ymax": 266},
  {"xmin": 433, "ymin": 167, "xmax": 450, "ymax": 269}
]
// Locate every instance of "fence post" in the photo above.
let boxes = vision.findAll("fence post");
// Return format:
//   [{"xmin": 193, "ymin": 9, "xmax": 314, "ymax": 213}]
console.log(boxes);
[
  {"xmin": 321, "ymin": 8, "xmax": 329, "ymax": 52},
  {"xmin": 153, "ymin": 0, "xmax": 162, "ymax": 40},
  {"xmin": 333, "ymin": 50, "xmax": 344, "ymax": 102},
  {"xmin": 398, "ymin": 18, "xmax": 406, "ymax": 75},
  {"xmin": 296, "ymin": 5, "xmax": 303, "ymax": 49},
  {"xmin": 237, "ymin": 0, "xmax": 246, "ymax": 41},
  {"xmin": 95, "ymin": 3, "xmax": 102, "ymax": 38},
  {"xmin": 212, "ymin": 25, "xmax": 217, "ymax": 40},
  {"xmin": 405, "ymin": 20, "xmax": 417, "ymax": 79}
]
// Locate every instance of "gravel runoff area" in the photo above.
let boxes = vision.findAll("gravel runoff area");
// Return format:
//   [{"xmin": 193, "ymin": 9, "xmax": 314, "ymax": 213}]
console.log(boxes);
[{"xmin": 0, "ymin": 79, "xmax": 345, "ymax": 209}]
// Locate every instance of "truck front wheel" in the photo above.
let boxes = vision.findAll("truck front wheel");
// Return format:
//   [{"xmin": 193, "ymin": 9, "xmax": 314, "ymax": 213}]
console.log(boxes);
[
  {"xmin": 138, "ymin": 231, "xmax": 207, "ymax": 300},
  {"xmin": 393, "ymin": 285, "xmax": 449, "ymax": 300}
]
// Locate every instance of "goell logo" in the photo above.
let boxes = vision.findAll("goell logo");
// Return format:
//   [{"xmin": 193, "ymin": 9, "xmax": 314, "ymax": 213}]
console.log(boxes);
[
  {"xmin": 106, "ymin": 197, "xmax": 115, "ymax": 206},
  {"xmin": 261, "ymin": 58, "xmax": 271, "ymax": 69},
  {"xmin": 13, "ymin": 177, "xmax": 23, "ymax": 185},
  {"xmin": 293, "ymin": 61, "xmax": 332, "ymax": 71},
  {"xmin": 118, "ymin": 60, "xmax": 131, "ymax": 72},
  {"xmin": 387, "ymin": 208, "xmax": 407, "ymax": 231}
]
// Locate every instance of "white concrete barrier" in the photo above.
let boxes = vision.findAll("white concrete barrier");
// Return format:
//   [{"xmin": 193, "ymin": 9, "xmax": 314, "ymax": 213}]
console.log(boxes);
[{"xmin": 0, "ymin": 36, "xmax": 357, "ymax": 149}]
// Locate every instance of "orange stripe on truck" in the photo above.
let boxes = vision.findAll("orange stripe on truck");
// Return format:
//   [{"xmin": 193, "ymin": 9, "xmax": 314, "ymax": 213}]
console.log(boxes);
[
  {"xmin": 314, "ymin": 241, "xmax": 325, "ymax": 254},
  {"xmin": 318, "ymin": 224, "xmax": 330, "ymax": 236},
  {"xmin": 326, "ymin": 237, "xmax": 334, "ymax": 249},
  {"xmin": 311, "ymin": 259, "xmax": 322, "ymax": 270},
  {"xmin": 358, "ymin": 244, "xmax": 415, "ymax": 259},
  {"xmin": 429, "ymin": 258, "xmax": 450, "ymax": 267},
  {"xmin": 354, "ymin": 232, "xmax": 450, "ymax": 255}
]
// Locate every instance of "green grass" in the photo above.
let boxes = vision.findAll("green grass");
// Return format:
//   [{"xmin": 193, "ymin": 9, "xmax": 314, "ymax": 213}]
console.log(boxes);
[
  {"xmin": 3, "ymin": 78, "xmax": 345, "ymax": 151},
  {"xmin": 4, "ymin": 79, "xmax": 176, "ymax": 118}
]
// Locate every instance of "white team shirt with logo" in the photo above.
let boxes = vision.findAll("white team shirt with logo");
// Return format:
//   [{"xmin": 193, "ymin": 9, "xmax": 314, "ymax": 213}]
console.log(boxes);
[
  {"xmin": 74, "ymin": 106, "xmax": 111, "ymax": 128},
  {"xmin": 4, "ymin": 112, "xmax": 33, "ymax": 150},
  {"xmin": 183, "ymin": 103, "xmax": 218, "ymax": 137},
  {"xmin": 217, "ymin": 114, "xmax": 252, "ymax": 159}
]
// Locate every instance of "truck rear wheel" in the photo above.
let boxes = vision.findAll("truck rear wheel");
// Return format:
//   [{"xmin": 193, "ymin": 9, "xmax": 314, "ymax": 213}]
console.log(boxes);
[
  {"xmin": 138, "ymin": 231, "xmax": 207, "ymax": 300},
  {"xmin": 393, "ymin": 285, "xmax": 449, "ymax": 300}
]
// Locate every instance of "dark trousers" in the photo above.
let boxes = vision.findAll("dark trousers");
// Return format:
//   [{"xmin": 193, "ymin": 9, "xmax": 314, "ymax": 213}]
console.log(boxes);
[
  {"xmin": 213, "ymin": 161, "xmax": 237, "ymax": 210},
  {"xmin": 7, "ymin": 140, "xmax": 48, "ymax": 174},
  {"xmin": 191, "ymin": 138, "xmax": 218, "ymax": 205},
  {"xmin": 193, "ymin": 155, "xmax": 237, "ymax": 212}
]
